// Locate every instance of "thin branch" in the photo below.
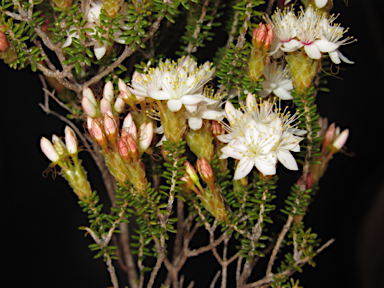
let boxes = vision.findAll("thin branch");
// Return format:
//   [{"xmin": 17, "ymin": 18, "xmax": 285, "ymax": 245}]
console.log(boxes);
[
  {"xmin": 266, "ymin": 215, "xmax": 293, "ymax": 276},
  {"xmin": 210, "ymin": 271, "xmax": 221, "ymax": 288},
  {"xmin": 245, "ymin": 239, "xmax": 335, "ymax": 288}
]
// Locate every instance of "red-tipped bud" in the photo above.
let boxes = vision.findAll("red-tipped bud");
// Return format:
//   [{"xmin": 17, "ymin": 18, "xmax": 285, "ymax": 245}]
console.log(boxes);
[
  {"xmin": 212, "ymin": 120, "xmax": 225, "ymax": 138},
  {"xmin": 118, "ymin": 135, "xmax": 130, "ymax": 162},
  {"xmin": 104, "ymin": 112, "xmax": 118, "ymax": 145},
  {"xmin": 0, "ymin": 31, "xmax": 9, "ymax": 52},
  {"xmin": 120, "ymin": 130, "xmax": 139, "ymax": 161},
  {"xmin": 91, "ymin": 120, "xmax": 108, "ymax": 150},
  {"xmin": 65, "ymin": 126, "xmax": 78, "ymax": 154},
  {"xmin": 252, "ymin": 23, "xmax": 273, "ymax": 52},
  {"xmin": 322, "ymin": 122, "xmax": 335, "ymax": 150},
  {"xmin": 41, "ymin": 137, "xmax": 60, "ymax": 162},
  {"xmin": 196, "ymin": 158, "xmax": 214, "ymax": 184}
]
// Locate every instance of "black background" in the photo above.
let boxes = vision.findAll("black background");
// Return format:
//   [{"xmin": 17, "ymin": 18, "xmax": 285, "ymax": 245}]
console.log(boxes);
[{"xmin": 1, "ymin": 1, "xmax": 383, "ymax": 287}]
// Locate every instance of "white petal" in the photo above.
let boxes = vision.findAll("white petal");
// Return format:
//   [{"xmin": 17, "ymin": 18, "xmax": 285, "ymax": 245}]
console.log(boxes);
[
  {"xmin": 281, "ymin": 39, "xmax": 302, "ymax": 52},
  {"xmin": 184, "ymin": 104, "xmax": 198, "ymax": 113},
  {"xmin": 328, "ymin": 50, "xmax": 341, "ymax": 64},
  {"xmin": 221, "ymin": 145, "xmax": 245, "ymax": 160},
  {"xmin": 217, "ymin": 134, "xmax": 233, "ymax": 143},
  {"xmin": 304, "ymin": 44, "xmax": 321, "ymax": 59},
  {"xmin": 188, "ymin": 117, "xmax": 203, "ymax": 130},
  {"xmin": 150, "ymin": 90, "xmax": 170, "ymax": 100},
  {"xmin": 338, "ymin": 50, "xmax": 354, "ymax": 64},
  {"xmin": 181, "ymin": 95, "xmax": 205, "ymax": 105},
  {"xmin": 167, "ymin": 99, "xmax": 183, "ymax": 112},
  {"xmin": 273, "ymin": 87, "xmax": 293, "ymax": 100},
  {"xmin": 277, "ymin": 150, "xmax": 298, "ymax": 170},
  {"xmin": 234, "ymin": 157, "xmax": 254, "ymax": 180},
  {"xmin": 314, "ymin": 39, "xmax": 339, "ymax": 53},
  {"xmin": 200, "ymin": 110, "xmax": 225, "ymax": 121},
  {"xmin": 255, "ymin": 154, "xmax": 277, "ymax": 175},
  {"xmin": 246, "ymin": 93, "xmax": 257, "ymax": 110},
  {"xmin": 225, "ymin": 101, "xmax": 242, "ymax": 123},
  {"xmin": 279, "ymin": 79, "xmax": 293, "ymax": 91},
  {"xmin": 94, "ymin": 43, "xmax": 107, "ymax": 60},
  {"xmin": 154, "ymin": 125, "xmax": 164, "ymax": 134},
  {"xmin": 156, "ymin": 134, "xmax": 167, "ymax": 147},
  {"xmin": 315, "ymin": 0, "xmax": 328, "ymax": 8}
]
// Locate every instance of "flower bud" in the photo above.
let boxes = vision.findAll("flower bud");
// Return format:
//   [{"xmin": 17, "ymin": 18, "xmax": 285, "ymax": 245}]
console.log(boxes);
[
  {"xmin": 114, "ymin": 96, "xmax": 125, "ymax": 113},
  {"xmin": 52, "ymin": 134, "xmax": 67, "ymax": 156},
  {"xmin": 104, "ymin": 113, "xmax": 118, "ymax": 144},
  {"xmin": 184, "ymin": 160, "xmax": 200, "ymax": 185},
  {"xmin": 332, "ymin": 129, "xmax": 349, "ymax": 151},
  {"xmin": 41, "ymin": 137, "xmax": 60, "ymax": 162},
  {"xmin": 83, "ymin": 87, "xmax": 97, "ymax": 106},
  {"xmin": 65, "ymin": 126, "xmax": 78, "ymax": 154},
  {"xmin": 322, "ymin": 122, "xmax": 335, "ymax": 150},
  {"xmin": 139, "ymin": 122, "xmax": 153, "ymax": 151},
  {"xmin": 91, "ymin": 120, "xmax": 108, "ymax": 151},
  {"xmin": 196, "ymin": 158, "xmax": 214, "ymax": 184},
  {"xmin": 100, "ymin": 98, "xmax": 112, "ymax": 115},
  {"xmin": 122, "ymin": 113, "xmax": 137, "ymax": 140},
  {"xmin": 103, "ymin": 81, "xmax": 114, "ymax": 102},
  {"xmin": 0, "ymin": 32, "xmax": 9, "ymax": 52}
]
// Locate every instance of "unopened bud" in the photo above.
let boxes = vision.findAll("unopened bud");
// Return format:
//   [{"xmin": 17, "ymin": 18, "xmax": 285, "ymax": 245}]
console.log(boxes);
[
  {"xmin": 122, "ymin": 113, "xmax": 137, "ymax": 140},
  {"xmin": 322, "ymin": 122, "xmax": 335, "ymax": 150},
  {"xmin": 83, "ymin": 87, "xmax": 97, "ymax": 106},
  {"xmin": 91, "ymin": 120, "xmax": 108, "ymax": 150},
  {"xmin": 104, "ymin": 113, "xmax": 118, "ymax": 145},
  {"xmin": 103, "ymin": 81, "xmax": 114, "ymax": 102},
  {"xmin": 139, "ymin": 122, "xmax": 153, "ymax": 151},
  {"xmin": 65, "ymin": 126, "xmax": 78, "ymax": 154},
  {"xmin": 332, "ymin": 129, "xmax": 349, "ymax": 151},
  {"xmin": 184, "ymin": 160, "xmax": 199, "ymax": 185},
  {"xmin": 0, "ymin": 32, "xmax": 9, "ymax": 52},
  {"xmin": 100, "ymin": 98, "xmax": 112, "ymax": 115},
  {"xmin": 41, "ymin": 137, "xmax": 60, "ymax": 162},
  {"xmin": 114, "ymin": 96, "xmax": 125, "ymax": 113},
  {"xmin": 52, "ymin": 134, "xmax": 66, "ymax": 156},
  {"xmin": 196, "ymin": 158, "xmax": 214, "ymax": 184}
]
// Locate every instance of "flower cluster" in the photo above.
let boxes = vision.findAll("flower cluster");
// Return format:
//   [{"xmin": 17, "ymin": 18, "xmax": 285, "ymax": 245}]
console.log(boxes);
[
  {"xmin": 218, "ymin": 93, "xmax": 306, "ymax": 180},
  {"xmin": 40, "ymin": 126, "xmax": 93, "ymax": 201},
  {"xmin": 265, "ymin": 6, "xmax": 355, "ymax": 64}
]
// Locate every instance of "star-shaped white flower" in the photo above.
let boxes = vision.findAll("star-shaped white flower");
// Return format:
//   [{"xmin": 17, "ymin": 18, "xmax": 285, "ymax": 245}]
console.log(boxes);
[
  {"xmin": 259, "ymin": 60, "xmax": 293, "ymax": 100},
  {"xmin": 220, "ymin": 120, "xmax": 280, "ymax": 179}
]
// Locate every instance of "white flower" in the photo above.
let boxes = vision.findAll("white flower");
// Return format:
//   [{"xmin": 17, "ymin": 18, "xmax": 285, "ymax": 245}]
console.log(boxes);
[
  {"xmin": 319, "ymin": 19, "xmax": 355, "ymax": 64},
  {"xmin": 259, "ymin": 60, "xmax": 293, "ymax": 100},
  {"xmin": 265, "ymin": 9, "xmax": 299, "ymax": 56},
  {"xmin": 186, "ymin": 102, "xmax": 225, "ymax": 130},
  {"xmin": 295, "ymin": 7, "xmax": 338, "ymax": 59},
  {"xmin": 220, "ymin": 119, "xmax": 280, "ymax": 179},
  {"xmin": 218, "ymin": 94, "xmax": 306, "ymax": 178},
  {"xmin": 149, "ymin": 57, "xmax": 216, "ymax": 112}
]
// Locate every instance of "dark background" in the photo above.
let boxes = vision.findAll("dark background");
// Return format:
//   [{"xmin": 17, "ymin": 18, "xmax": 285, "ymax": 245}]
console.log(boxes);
[{"xmin": 1, "ymin": 1, "xmax": 383, "ymax": 287}]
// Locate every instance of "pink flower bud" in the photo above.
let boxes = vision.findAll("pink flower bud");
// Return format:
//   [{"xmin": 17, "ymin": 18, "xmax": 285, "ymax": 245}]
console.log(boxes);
[
  {"xmin": 104, "ymin": 113, "xmax": 118, "ymax": 145},
  {"xmin": 322, "ymin": 122, "xmax": 335, "ymax": 150},
  {"xmin": 91, "ymin": 120, "xmax": 108, "ymax": 150},
  {"xmin": 100, "ymin": 98, "xmax": 112, "ymax": 115},
  {"xmin": 103, "ymin": 81, "xmax": 114, "ymax": 102},
  {"xmin": 114, "ymin": 96, "xmax": 125, "ymax": 113},
  {"xmin": 118, "ymin": 135, "xmax": 130, "ymax": 162},
  {"xmin": 65, "ymin": 126, "xmax": 78, "ymax": 154},
  {"xmin": 122, "ymin": 113, "xmax": 137, "ymax": 140},
  {"xmin": 82, "ymin": 95, "xmax": 97, "ymax": 117},
  {"xmin": 196, "ymin": 158, "xmax": 214, "ymax": 184},
  {"xmin": 82, "ymin": 87, "xmax": 97, "ymax": 106},
  {"xmin": 252, "ymin": 23, "xmax": 273, "ymax": 52},
  {"xmin": 212, "ymin": 120, "xmax": 225, "ymax": 138},
  {"xmin": 118, "ymin": 78, "xmax": 130, "ymax": 100},
  {"xmin": 41, "ymin": 137, "xmax": 60, "ymax": 162},
  {"xmin": 265, "ymin": 24, "xmax": 273, "ymax": 51},
  {"xmin": 120, "ymin": 130, "xmax": 139, "ymax": 161},
  {"xmin": 332, "ymin": 129, "xmax": 349, "ymax": 151},
  {"xmin": 180, "ymin": 174, "xmax": 202, "ymax": 196},
  {"xmin": 0, "ymin": 31, "xmax": 9, "ymax": 52},
  {"xmin": 139, "ymin": 122, "xmax": 153, "ymax": 151}
]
